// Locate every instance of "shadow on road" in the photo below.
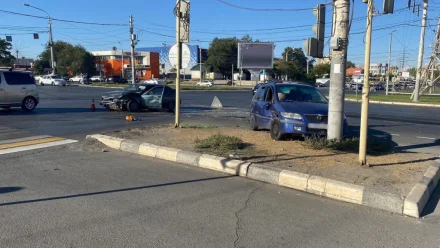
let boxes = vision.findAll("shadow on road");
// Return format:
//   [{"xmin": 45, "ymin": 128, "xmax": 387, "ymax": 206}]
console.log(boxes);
[
  {"xmin": 0, "ymin": 187, "xmax": 24, "ymax": 194},
  {"xmin": 0, "ymin": 175, "xmax": 235, "ymax": 207},
  {"xmin": 422, "ymin": 184, "xmax": 440, "ymax": 217},
  {"xmin": 396, "ymin": 139, "xmax": 440, "ymax": 152}
]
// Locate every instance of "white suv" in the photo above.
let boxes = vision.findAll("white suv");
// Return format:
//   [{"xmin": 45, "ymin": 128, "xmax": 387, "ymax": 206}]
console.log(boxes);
[{"xmin": 0, "ymin": 70, "xmax": 39, "ymax": 112}]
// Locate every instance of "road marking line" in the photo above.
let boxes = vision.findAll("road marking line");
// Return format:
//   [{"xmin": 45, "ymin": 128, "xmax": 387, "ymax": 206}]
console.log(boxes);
[
  {"xmin": 0, "ymin": 135, "xmax": 52, "ymax": 145},
  {"xmin": 0, "ymin": 139, "xmax": 78, "ymax": 155},
  {"xmin": 391, "ymin": 134, "xmax": 400, "ymax": 136},
  {"xmin": 0, "ymin": 137, "xmax": 65, "ymax": 150},
  {"xmin": 416, "ymin": 136, "xmax": 436, "ymax": 140}
]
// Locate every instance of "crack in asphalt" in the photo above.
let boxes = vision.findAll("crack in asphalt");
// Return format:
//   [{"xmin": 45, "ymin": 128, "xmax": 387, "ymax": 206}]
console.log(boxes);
[{"xmin": 233, "ymin": 183, "xmax": 263, "ymax": 248}]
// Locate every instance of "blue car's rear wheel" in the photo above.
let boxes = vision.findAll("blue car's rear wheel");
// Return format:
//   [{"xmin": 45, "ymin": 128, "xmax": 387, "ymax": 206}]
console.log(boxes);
[
  {"xmin": 270, "ymin": 119, "xmax": 285, "ymax": 141},
  {"xmin": 250, "ymin": 114, "xmax": 258, "ymax": 131},
  {"xmin": 127, "ymin": 100, "xmax": 140, "ymax": 112}
]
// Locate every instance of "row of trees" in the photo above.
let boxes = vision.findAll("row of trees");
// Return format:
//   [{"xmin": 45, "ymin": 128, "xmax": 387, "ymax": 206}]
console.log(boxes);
[
  {"xmin": 204, "ymin": 35, "xmax": 353, "ymax": 83},
  {"xmin": 33, "ymin": 41, "xmax": 95, "ymax": 76},
  {"xmin": 0, "ymin": 39, "xmax": 16, "ymax": 66}
]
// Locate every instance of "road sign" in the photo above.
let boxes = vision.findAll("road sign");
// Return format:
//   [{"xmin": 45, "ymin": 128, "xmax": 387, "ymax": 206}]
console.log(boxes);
[
  {"xmin": 354, "ymin": 67, "xmax": 362, "ymax": 76},
  {"xmin": 392, "ymin": 69, "xmax": 398, "ymax": 75},
  {"xmin": 169, "ymin": 43, "xmax": 191, "ymax": 69}
]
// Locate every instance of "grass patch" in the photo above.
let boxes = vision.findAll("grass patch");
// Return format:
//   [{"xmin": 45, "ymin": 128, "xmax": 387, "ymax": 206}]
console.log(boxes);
[
  {"xmin": 303, "ymin": 136, "xmax": 394, "ymax": 156},
  {"xmin": 180, "ymin": 124, "xmax": 220, "ymax": 129},
  {"xmin": 195, "ymin": 133, "xmax": 252, "ymax": 157},
  {"xmin": 345, "ymin": 93, "xmax": 440, "ymax": 104}
]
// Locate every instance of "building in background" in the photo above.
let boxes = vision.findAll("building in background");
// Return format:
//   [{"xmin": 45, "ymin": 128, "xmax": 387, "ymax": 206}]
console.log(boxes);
[
  {"xmin": 369, "ymin": 63, "xmax": 388, "ymax": 76},
  {"xmin": 137, "ymin": 45, "xmax": 207, "ymax": 76},
  {"xmin": 91, "ymin": 50, "xmax": 159, "ymax": 80}
]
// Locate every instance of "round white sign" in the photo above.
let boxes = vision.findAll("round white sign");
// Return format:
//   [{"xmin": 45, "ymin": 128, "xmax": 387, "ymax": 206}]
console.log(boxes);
[{"xmin": 168, "ymin": 43, "xmax": 191, "ymax": 69}]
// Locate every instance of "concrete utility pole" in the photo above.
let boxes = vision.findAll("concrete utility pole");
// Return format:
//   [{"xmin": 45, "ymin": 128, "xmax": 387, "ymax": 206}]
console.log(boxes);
[
  {"xmin": 175, "ymin": 0, "xmax": 182, "ymax": 127},
  {"xmin": 386, "ymin": 32, "xmax": 393, "ymax": 95},
  {"xmin": 232, "ymin": 64, "xmax": 234, "ymax": 86},
  {"xmin": 414, "ymin": 0, "xmax": 428, "ymax": 102},
  {"xmin": 130, "ymin": 15, "xmax": 136, "ymax": 84},
  {"xmin": 359, "ymin": 0, "xmax": 373, "ymax": 166},
  {"xmin": 327, "ymin": 0, "xmax": 350, "ymax": 141},
  {"xmin": 24, "ymin": 3, "xmax": 55, "ymax": 74}
]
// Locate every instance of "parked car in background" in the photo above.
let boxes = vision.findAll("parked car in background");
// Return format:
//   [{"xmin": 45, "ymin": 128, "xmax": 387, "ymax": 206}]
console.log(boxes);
[
  {"xmin": 106, "ymin": 76, "xmax": 128, "ymax": 84},
  {"xmin": 141, "ymin": 79, "xmax": 162, "ymax": 84},
  {"xmin": 250, "ymin": 82, "xmax": 347, "ymax": 140},
  {"xmin": 374, "ymin": 83, "xmax": 385, "ymax": 90},
  {"xmin": 196, "ymin": 80, "xmax": 214, "ymax": 87},
  {"xmin": 315, "ymin": 74, "xmax": 330, "ymax": 87},
  {"xmin": 0, "ymin": 70, "xmax": 39, "ymax": 112},
  {"xmin": 100, "ymin": 83, "xmax": 176, "ymax": 112},
  {"xmin": 40, "ymin": 75, "xmax": 67, "ymax": 86},
  {"xmin": 69, "ymin": 75, "xmax": 82, "ymax": 83},
  {"xmin": 34, "ymin": 75, "xmax": 42, "ymax": 83},
  {"xmin": 90, "ymin": 76, "xmax": 103, "ymax": 82}
]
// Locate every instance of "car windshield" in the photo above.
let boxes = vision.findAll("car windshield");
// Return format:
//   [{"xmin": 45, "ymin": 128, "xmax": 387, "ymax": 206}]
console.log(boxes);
[
  {"xmin": 51, "ymin": 75, "xmax": 61, "ymax": 79},
  {"xmin": 276, "ymin": 85, "xmax": 328, "ymax": 103},
  {"xmin": 124, "ymin": 84, "xmax": 139, "ymax": 91}
]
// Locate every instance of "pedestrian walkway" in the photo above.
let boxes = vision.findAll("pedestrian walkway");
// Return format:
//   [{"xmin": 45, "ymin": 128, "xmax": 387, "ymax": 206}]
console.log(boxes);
[{"xmin": 0, "ymin": 126, "xmax": 77, "ymax": 155}]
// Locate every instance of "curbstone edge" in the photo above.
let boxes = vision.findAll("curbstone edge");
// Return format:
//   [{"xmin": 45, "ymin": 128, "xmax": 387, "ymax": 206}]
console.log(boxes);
[
  {"xmin": 279, "ymin": 170, "xmax": 310, "ymax": 191},
  {"xmin": 324, "ymin": 179, "xmax": 364, "ymax": 204},
  {"xmin": 176, "ymin": 151, "xmax": 202, "ymax": 167},
  {"xmin": 247, "ymin": 164, "xmax": 282, "ymax": 185},
  {"xmin": 120, "ymin": 140, "xmax": 143, "ymax": 154},
  {"xmin": 307, "ymin": 176, "xmax": 328, "ymax": 196},
  {"xmin": 156, "ymin": 147, "xmax": 181, "ymax": 162},
  {"xmin": 92, "ymin": 134, "xmax": 125, "ymax": 150},
  {"xmin": 198, "ymin": 154, "xmax": 250, "ymax": 176},
  {"xmin": 138, "ymin": 143, "xmax": 160, "ymax": 157}
]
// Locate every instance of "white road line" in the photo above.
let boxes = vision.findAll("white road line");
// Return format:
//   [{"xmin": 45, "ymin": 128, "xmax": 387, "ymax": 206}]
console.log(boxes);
[
  {"xmin": 0, "ymin": 135, "xmax": 52, "ymax": 145},
  {"xmin": 0, "ymin": 139, "xmax": 78, "ymax": 155},
  {"xmin": 416, "ymin": 136, "xmax": 437, "ymax": 140},
  {"xmin": 391, "ymin": 134, "xmax": 400, "ymax": 136}
]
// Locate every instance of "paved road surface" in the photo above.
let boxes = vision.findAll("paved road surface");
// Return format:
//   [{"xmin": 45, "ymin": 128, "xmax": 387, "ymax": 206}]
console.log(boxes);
[
  {"xmin": 0, "ymin": 86, "xmax": 438, "ymax": 155},
  {"xmin": 0, "ymin": 146, "xmax": 439, "ymax": 248}
]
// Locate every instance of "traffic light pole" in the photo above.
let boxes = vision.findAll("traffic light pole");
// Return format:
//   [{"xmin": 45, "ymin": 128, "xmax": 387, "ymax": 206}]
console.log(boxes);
[
  {"xmin": 327, "ymin": 0, "xmax": 350, "ymax": 141},
  {"xmin": 359, "ymin": 0, "xmax": 374, "ymax": 166}
]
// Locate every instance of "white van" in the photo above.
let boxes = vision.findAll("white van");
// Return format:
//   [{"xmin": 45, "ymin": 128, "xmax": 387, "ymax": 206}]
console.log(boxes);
[{"xmin": 0, "ymin": 70, "xmax": 39, "ymax": 112}]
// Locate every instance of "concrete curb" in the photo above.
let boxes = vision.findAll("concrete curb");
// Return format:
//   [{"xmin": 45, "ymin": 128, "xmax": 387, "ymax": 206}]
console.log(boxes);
[
  {"xmin": 88, "ymin": 134, "xmax": 440, "ymax": 218},
  {"xmin": 344, "ymin": 98, "xmax": 440, "ymax": 108},
  {"xmin": 403, "ymin": 161, "xmax": 440, "ymax": 218}
]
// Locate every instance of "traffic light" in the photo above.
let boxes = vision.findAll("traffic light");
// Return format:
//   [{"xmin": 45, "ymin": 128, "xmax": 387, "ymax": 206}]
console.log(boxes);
[
  {"xmin": 304, "ymin": 4, "xmax": 325, "ymax": 58},
  {"xmin": 383, "ymin": 0, "xmax": 394, "ymax": 14}
]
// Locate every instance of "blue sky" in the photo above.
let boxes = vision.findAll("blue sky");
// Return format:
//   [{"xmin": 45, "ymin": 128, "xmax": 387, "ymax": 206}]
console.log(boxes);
[{"xmin": 2, "ymin": 0, "xmax": 440, "ymax": 68}]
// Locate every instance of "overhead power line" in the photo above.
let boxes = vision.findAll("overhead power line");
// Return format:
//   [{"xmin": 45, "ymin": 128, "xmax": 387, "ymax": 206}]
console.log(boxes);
[
  {"xmin": 214, "ymin": 0, "xmax": 316, "ymax": 12},
  {"xmin": 0, "ymin": 9, "xmax": 127, "ymax": 26}
]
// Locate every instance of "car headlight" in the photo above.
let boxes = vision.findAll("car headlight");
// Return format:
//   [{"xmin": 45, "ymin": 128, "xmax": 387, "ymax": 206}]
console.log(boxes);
[{"xmin": 281, "ymin": 112, "xmax": 303, "ymax": 120}]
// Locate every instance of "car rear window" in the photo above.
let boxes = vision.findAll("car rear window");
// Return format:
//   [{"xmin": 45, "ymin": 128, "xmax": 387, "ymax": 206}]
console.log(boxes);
[{"xmin": 3, "ymin": 72, "xmax": 35, "ymax": 85}]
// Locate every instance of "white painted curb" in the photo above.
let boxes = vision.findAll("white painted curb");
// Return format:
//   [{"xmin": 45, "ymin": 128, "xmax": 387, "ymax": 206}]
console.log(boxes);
[{"xmin": 88, "ymin": 134, "xmax": 440, "ymax": 218}]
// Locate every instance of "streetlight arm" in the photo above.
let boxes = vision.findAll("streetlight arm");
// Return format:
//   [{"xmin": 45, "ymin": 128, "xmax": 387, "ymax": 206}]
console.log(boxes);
[{"xmin": 24, "ymin": 3, "xmax": 50, "ymax": 17}]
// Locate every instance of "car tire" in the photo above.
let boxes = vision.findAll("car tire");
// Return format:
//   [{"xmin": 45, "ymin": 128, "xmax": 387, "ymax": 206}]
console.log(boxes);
[
  {"xmin": 167, "ymin": 101, "xmax": 175, "ymax": 112},
  {"xmin": 21, "ymin": 97, "xmax": 37, "ymax": 112},
  {"xmin": 40, "ymin": 82, "xmax": 44, "ymax": 86},
  {"xmin": 270, "ymin": 119, "xmax": 285, "ymax": 141},
  {"xmin": 51, "ymin": 82, "xmax": 55, "ymax": 86},
  {"xmin": 127, "ymin": 100, "xmax": 140, "ymax": 112},
  {"xmin": 250, "ymin": 114, "xmax": 258, "ymax": 131}
]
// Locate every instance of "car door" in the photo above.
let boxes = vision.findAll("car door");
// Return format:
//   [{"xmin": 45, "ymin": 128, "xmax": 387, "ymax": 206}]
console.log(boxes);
[
  {"xmin": 251, "ymin": 85, "xmax": 264, "ymax": 124},
  {"xmin": 142, "ymin": 86, "xmax": 164, "ymax": 109},
  {"xmin": 0, "ymin": 72, "xmax": 6, "ymax": 105},
  {"xmin": 2, "ymin": 71, "xmax": 31, "ymax": 105},
  {"xmin": 259, "ymin": 86, "xmax": 275, "ymax": 129}
]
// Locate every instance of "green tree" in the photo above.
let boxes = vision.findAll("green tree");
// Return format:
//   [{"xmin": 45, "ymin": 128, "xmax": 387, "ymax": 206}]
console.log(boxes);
[
  {"xmin": 407, "ymin": 67, "xmax": 417, "ymax": 77},
  {"xmin": 346, "ymin": 60, "xmax": 355, "ymax": 68},
  {"xmin": 36, "ymin": 41, "xmax": 95, "ymax": 76},
  {"xmin": 311, "ymin": 63, "xmax": 331, "ymax": 77},
  {"xmin": 205, "ymin": 37, "xmax": 240, "ymax": 78},
  {"xmin": 0, "ymin": 39, "xmax": 15, "ymax": 66}
]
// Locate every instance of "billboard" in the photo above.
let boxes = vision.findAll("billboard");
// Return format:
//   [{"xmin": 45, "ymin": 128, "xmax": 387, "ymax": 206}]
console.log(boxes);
[{"xmin": 238, "ymin": 42, "xmax": 274, "ymax": 69}]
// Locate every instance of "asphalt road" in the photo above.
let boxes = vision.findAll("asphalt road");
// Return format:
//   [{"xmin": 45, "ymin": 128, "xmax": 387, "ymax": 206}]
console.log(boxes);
[
  {"xmin": 0, "ymin": 146, "xmax": 439, "ymax": 248},
  {"xmin": 0, "ymin": 85, "xmax": 438, "ymax": 154}
]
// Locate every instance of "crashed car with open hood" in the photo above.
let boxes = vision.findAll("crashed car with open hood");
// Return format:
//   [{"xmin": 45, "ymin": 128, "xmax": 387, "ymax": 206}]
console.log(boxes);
[{"xmin": 100, "ymin": 83, "xmax": 176, "ymax": 112}]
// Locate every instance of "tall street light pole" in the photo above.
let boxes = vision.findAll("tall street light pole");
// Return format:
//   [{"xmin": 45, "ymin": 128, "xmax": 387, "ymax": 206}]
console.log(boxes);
[
  {"xmin": 386, "ymin": 31, "xmax": 396, "ymax": 96},
  {"xmin": 414, "ymin": 0, "xmax": 428, "ymax": 102},
  {"xmin": 24, "ymin": 3, "xmax": 55, "ymax": 74}
]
